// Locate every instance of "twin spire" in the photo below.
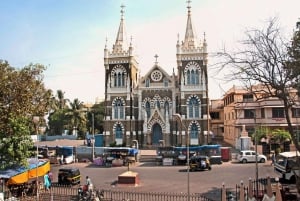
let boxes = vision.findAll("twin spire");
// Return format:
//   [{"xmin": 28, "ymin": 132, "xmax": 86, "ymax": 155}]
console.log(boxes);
[{"xmin": 111, "ymin": 1, "xmax": 203, "ymax": 53}]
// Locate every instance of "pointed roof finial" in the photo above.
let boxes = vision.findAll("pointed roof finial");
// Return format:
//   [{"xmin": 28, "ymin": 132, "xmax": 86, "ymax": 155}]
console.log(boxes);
[
  {"xmin": 183, "ymin": 0, "xmax": 196, "ymax": 48},
  {"xmin": 121, "ymin": 4, "xmax": 125, "ymax": 19},
  {"xmin": 105, "ymin": 37, "xmax": 108, "ymax": 48},
  {"xmin": 112, "ymin": 3, "xmax": 128, "ymax": 53},
  {"xmin": 154, "ymin": 54, "xmax": 159, "ymax": 65},
  {"xmin": 187, "ymin": 0, "xmax": 192, "ymax": 12}
]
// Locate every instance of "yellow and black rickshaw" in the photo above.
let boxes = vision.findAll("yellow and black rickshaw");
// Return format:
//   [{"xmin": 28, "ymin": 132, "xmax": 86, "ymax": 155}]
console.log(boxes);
[{"xmin": 189, "ymin": 155, "xmax": 212, "ymax": 171}]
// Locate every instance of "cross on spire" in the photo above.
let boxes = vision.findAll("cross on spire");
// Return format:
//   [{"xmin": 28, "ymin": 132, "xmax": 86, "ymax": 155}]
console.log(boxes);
[
  {"xmin": 154, "ymin": 54, "xmax": 159, "ymax": 64},
  {"xmin": 120, "ymin": 4, "xmax": 125, "ymax": 18},
  {"xmin": 187, "ymin": 0, "xmax": 192, "ymax": 12}
]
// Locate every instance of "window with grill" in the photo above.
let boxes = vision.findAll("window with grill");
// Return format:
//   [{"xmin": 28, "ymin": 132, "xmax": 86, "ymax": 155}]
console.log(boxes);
[
  {"xmin": 272, "ymin": 108, "xmax": 284, "ymax": 118},
  {"xmin": 243, "ymin": 94, "xmax": 253, "ymax": 102},
  {"xmin": 292, "ymin": 108, "xmax": 300, "ymax": 118},
  {"xmin": 244, "ymin": 109, "xmax": 255, "ymax": 119}
]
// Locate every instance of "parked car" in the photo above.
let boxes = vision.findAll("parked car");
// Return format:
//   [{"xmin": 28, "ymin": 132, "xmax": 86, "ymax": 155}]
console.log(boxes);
[
  {"xmin": 189, "ymin": 155, "xmax": 212, "ymax": 171},
  {"xmin": 58, "ymin": 167, "xmax": 81, "ymax": 185},
  {"xmin": 237, "ymin": 150, "xmax": 267, "ymax": 163}
]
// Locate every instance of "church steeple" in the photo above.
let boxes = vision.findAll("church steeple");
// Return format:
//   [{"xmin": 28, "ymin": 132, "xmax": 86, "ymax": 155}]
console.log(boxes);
[
  {"xmin": 112, "ymin": 4, "xmax": 128, "ymax": 53},
  {"xmin": 183, "ymin": 0, "xmax": 197, "ymax": 48}
]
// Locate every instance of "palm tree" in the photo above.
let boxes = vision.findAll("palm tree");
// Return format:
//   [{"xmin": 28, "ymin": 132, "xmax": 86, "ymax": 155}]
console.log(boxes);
[
  {"xmin": 56, "ymin": 90, "xmax": 69, "ymax": 110},
  {"xmin": 66, "ymin": 98, "xmax": 87, "ymax": 138},
  {"xmin": 47, "ymin": 90, "xmax": 69, "ymax": 135}
]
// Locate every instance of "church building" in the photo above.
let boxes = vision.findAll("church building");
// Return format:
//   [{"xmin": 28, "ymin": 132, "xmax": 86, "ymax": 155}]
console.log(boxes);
[{"xmin": 103, "ymin": 2, "xmax": 210, "ymax": 148}]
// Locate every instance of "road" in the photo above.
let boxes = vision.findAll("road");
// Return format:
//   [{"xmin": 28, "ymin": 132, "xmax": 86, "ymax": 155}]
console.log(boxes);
[{"xmin": 50, "ymin": 160, "xmax": 277, "ymax": 196}]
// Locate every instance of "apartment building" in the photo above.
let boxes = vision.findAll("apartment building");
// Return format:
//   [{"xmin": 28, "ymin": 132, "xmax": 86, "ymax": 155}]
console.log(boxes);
[{"xmin": 221, "ymin": 85, "xmax": 300, "ymax": 147}]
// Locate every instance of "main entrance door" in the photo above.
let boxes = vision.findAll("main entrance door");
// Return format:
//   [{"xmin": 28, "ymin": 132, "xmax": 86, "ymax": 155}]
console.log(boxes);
[{"xmin": 152, "ymin": 123, "xmax": 162, "ymax": 145}]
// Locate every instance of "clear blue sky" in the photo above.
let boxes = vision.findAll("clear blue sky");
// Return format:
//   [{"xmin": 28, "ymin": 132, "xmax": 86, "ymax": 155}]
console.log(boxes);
[{"xmin": 0, "ymin": 0, "xmax": 299, "ymax": 103}]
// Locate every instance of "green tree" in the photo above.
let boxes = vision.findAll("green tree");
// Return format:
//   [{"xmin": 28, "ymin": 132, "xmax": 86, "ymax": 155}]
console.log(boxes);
[
  {"xmin": 86, "ymin": 102, "xmax": 105, "ymax": 134},
  {"xmin": 66, "ymin": 98, "xmax": 87, "ymax": 138},
  {"xmin": 216, "ymin": 18, "xmax": 299, "ymax": 152},
  {"xmin": 216, "ymin": 18, "xmax": 300, "ymax": 192},
  {"xmin": 287, "ymin": 21, "xmax": 300, "ymax": 92},
  {"xmin": 47, "ymin": 90, "xmax": 69, "ymax": 135},
  {"xmin": 270, "ymin": 129, "xmax": 292, "ymax": 144},
  {"xmin": 252, "ymin": 127, "xmax": 271, "ymax": 143},
  {"xmin": 0, "ymin": 61, "xmax": 51, "ymax": 169},
  {"xmin": 0, "ymin": 116, "xmax": 34, "ymax": 169}
]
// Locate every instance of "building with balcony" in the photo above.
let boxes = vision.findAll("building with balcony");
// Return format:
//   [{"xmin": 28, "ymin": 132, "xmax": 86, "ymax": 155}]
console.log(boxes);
[
  {"xmin": 209, "ymin": 99, "xmax": 224, "ymax": 142},
  {"xmin": 222, "ymin": 85, "xmax": 300, "ymax": 148}
]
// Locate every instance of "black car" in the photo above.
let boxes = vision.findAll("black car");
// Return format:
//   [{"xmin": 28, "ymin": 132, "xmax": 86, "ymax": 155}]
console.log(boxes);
[
  {"xmin": 189, "ymin": 155, "xmax": 212, "ymax": 171},
  {"xmin": 58, "ymin": 168, "xmax": 81, "ymax": 185}
]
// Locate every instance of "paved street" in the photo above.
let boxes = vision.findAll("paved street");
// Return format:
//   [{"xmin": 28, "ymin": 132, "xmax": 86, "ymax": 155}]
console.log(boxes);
[{"xmin": 50, "ymin": 159, "xmax": 277, "ymax": 197}]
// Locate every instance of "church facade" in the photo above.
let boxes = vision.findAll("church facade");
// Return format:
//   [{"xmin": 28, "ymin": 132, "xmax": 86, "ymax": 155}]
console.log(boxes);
[{"xmin": 103, "ymin": 2, "xmax": 210, "ymax": 148}]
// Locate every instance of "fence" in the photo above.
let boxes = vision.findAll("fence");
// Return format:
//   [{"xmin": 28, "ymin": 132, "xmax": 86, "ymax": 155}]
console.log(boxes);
[
  {"xmin": 222, "ymin": 177, "xmax": 298, "ymax": 201},
  {"xmin": 100, "ymin": 189, "xmax": 213, "ymax": 201},
  {"xmin": 3, "ymin": 184, "xmax": 215, "ymax": 201}
]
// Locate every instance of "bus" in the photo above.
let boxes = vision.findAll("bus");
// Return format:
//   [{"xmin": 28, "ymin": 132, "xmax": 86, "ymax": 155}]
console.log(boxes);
[
  {"xmin": 274, "ymin": 151, "xmax": 300, "ymax": 183},
  {"xmin": 34, "ymin": 146, "xmax": 75, "ymax": 164},
  {"xmin": 56, "ymin": 146, "xmax": 75, "ymax": 164}
]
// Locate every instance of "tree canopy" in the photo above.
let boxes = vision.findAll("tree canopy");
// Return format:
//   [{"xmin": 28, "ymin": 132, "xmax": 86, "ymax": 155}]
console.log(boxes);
[
  {"xmin": 216, "ymin": 18, "xmax": 300, "ymax": 152},
  {"xmin": 216, "ymin": 18, "xmax": 300, "ymax": 192},
  {"xmin": 0, "ymin": 60, "xmax": 52, "ymax": 168}
]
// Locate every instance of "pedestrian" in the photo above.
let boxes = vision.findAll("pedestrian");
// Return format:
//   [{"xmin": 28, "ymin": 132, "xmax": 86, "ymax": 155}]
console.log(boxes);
[
  {"xmin": 86, "ymin": 176, "xmax": 93, "ymax": 192},
  {"xmin": 48, "ymin": 171, "xmax": 53, "ymax": 186},
  {"xmin": 44, "ymin": 172, "xmax": 51, "ymax": 191},
  {"xmin": 271, "ymin": 152, "xmax": 275, "ymax": 166},
  {"xmin": 60, "ymin": 154, "xmax": 64, "ymax": 165}
]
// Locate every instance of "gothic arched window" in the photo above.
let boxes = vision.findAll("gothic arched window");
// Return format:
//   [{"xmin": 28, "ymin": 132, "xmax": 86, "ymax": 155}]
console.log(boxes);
[
  {"xmin": 111, "ymin": 65, "xmax": 126, "ymax": 88},
  {"xmin": 115, "ymin": 124, "xmax": 122, "ymax": 139},
  {"xmin": 187, "ymin": 70, "xmax": 191, "ymax": 84},
  {"xmin": 164, "ymin": 101, "xmax": 169, "ymax": 116},
  {"xmin": 156, "ymin": 100, "xmax": 160, "ymax": 109},
  {"xmin": 114, "ymin": 73, "xmax": 117, "ymax": 87},
  {"xmin": 191, "ymin": 69, "xmax": 195, "ymax": 84},
  {"xmin": 146, "ymin": 79, "xmax": 150, "ymax": 87},
  {"xmin": 114, "ymin": 98, "xmax": 124, "ymax": 119},
  {"xmin": 195, "ymin": 69, "xmax": 199, "ymax": 84},
  {"xmin": 145, "ymin": 101, "xmax": 151, "ymax": 118},
  {"xmin": 190, "ymin": 123, "xmax": 198, "ymax": 139},
  {"xmin": 188, "ymin": 97, "xmax": 200, "ymax": 118},
  {"xmin": 185, "ymin": 61, "xmax": 201, "ymax": 85}
]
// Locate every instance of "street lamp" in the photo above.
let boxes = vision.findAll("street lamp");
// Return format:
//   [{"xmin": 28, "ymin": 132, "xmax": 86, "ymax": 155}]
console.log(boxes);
[
  {"xmin": 253, "ymin": 112, "xmax": 259, "ymax": 198},
  {"xmin": 92, "ymin": 113, "xmax": 95, "ymax": 161},
  {"xmin": 33, "ymin": 116, "xmax": 40, "ymax": 201},
  {"xmin": 173, "ymin": 113, "xmax": 190, "ymax": 201}
]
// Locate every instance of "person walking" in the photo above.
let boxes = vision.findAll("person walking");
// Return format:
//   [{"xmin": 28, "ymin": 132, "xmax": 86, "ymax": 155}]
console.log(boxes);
[
  {"xmin": 48, "ymin": 171, "xmax": 53, "ymax": 186},
  {"xmin": 44, "ymin": 172, "xmax": 51, "ymax": 191},
  {"xmin": 86, "ymin": 176, "xmax": 93, "ymax": 192},
  {"xmin": 271, "ymin": 152, "xmax": 275, "ymax": 166}
]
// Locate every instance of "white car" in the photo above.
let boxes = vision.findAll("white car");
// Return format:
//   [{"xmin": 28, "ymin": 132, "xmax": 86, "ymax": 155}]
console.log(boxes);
[{"xmin": 237, "ymin": 150, "xmax": 267, "ymax": 163}]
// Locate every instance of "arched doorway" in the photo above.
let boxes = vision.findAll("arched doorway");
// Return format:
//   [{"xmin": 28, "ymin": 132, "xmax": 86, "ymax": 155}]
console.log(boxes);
[{"xmin": 152, "ymin": 123, "xmax": 162, "ymax": 145}]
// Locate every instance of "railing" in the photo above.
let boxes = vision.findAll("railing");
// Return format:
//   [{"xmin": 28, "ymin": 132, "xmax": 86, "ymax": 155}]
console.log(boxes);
[
  {"xmin": 100, "ymin": 189, "xmax": 213, "ymax": 201},
  {"xmin": 3, "ymin": 184, "xmax": 215, "ymax": 201}
]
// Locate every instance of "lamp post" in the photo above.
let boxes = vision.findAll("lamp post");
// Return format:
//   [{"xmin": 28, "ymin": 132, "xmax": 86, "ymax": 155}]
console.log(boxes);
[
  {"xmin": 92, "ymin": 112, "xmax": 95, "ymax": 161},
  {"xmin": 253, "ymin": 112, "xmax": 259, "ymax": 198},
  {"xmin": 173, "ymin": 113, "xmax": 190, "ymax": 201},
  {"xmin": 33, "ymin": 116, "xmax": 40, "ymax": 201}
]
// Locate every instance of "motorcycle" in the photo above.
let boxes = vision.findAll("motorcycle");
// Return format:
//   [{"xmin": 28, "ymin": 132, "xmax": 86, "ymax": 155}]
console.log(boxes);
[
  {"xmin": 77, "ymin": 185, "xmax": 91, "ymax": 200},
  {"xmin": 77, "ymin": 185, "xmax": 104, "ymax": 201}
]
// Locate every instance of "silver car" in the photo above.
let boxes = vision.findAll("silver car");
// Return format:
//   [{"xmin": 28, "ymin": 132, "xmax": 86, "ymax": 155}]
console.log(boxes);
[{"xmin": 237, "ymin": 150, "xmax": 267, "ymax": 163}]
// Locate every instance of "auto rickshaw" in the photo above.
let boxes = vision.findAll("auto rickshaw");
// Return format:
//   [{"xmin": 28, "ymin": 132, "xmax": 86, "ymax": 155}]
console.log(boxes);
[
  {"xmin": 189, "ymin": 155, "xmax": 212, "ymax": 171},
  {"xmin": 58, "ymin": 168, "xmax": 81, "ymax": 185}
]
